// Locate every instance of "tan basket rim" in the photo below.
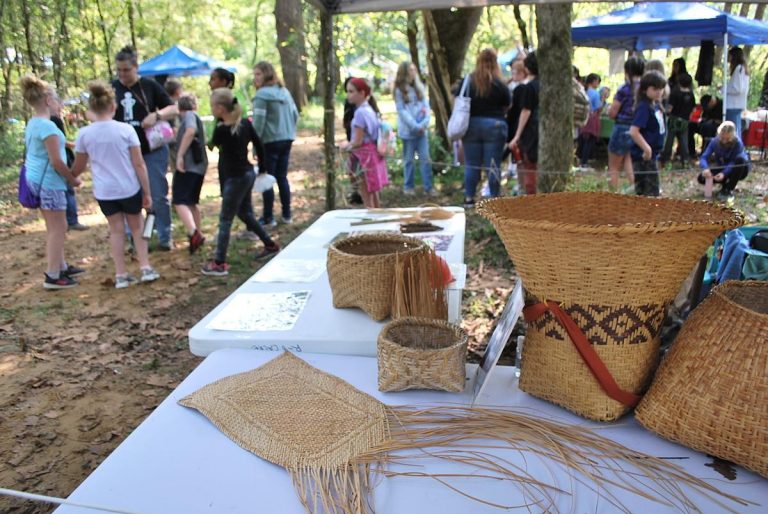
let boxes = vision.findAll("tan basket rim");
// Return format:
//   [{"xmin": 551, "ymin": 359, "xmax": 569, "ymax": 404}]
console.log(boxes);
[
  {"xmin": 380, "ymin": 316, "xmax": 468, "ymax": 349},
  {"xmin": 711, "ymin": 280, "xmax": 768, "ymax": 320},
  {"xmin": 477, "ymin": 192, "xmax": 743, "ymax": 235},
  {"xmin": 329, "ymin": 233, "xmax": 426, "ymax": 258}
]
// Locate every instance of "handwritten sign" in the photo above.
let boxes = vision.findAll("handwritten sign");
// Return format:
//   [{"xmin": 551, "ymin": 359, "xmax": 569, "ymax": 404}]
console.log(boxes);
[{"xmin": 472, "ymin": 281, "xmax": 524, "ymax": 403}]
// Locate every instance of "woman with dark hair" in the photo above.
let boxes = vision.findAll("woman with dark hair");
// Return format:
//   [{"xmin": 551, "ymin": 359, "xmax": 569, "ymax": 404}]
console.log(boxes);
[
  {"xmin": 667, "ymin": 57, "xmax": 688, "ymax": 90},
  {"xmin": 607, "ymin": 56, "xmax": 645, "ymax": 191},
  {"xmin": 508, "ymin": 52, "xmax": 537, "ymax": 195},
  {"xmin": 725, "ymin": 46, "xmax": 750, "ymax": 138},
  {"xmin": 457, "ymin": 48, "xmax": 510, "ymax": 207},
  {"xmin": 209, "ymin": 68, "xmax": 235, "ymax": 90},
  {"xmin": 112, "ymin": 45, "xmax": 178, "ymax": 251}
]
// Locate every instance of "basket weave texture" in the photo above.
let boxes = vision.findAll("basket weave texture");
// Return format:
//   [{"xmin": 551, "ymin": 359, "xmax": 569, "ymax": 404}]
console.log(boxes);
[
  {"xmin": 478, "ymin": 192, "xmax": 743, "ymax": 421},
  {"xmin": 378, "ymin": 317, "xmax": 468, "ymax": 392},
  {"xmin": 636, "ymin": 281, "xmax": 768, "ymax": 477},
  {"xmin": 327, "ymin": 233, "xmax": 426, "ymax": 321}
]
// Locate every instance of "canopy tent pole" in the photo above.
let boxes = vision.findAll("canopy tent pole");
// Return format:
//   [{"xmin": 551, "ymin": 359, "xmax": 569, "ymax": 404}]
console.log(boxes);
[
  {"xmin": 723, "ymin": 31, "xmax": 729, "ymax": 121},
  {"xmin": 321, "ymin": 9, "xmax": 337, "ymax": 211}
]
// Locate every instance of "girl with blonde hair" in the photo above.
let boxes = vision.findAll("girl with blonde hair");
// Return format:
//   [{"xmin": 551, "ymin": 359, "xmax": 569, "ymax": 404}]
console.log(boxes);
[
  {"xmin": 20, "ymin": 75, "xmax": 83, "ymax": 289},
  {"xmin": 394, "ymin": 61, "xmax": 433, "ymax": 196},
  {"xmin": 202, "ymin": 88, "xmax": 279, "ymax": 276}
]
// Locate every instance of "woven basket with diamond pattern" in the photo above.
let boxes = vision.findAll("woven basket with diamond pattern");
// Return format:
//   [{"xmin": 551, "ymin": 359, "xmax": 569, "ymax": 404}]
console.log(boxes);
[
  {"xmin": 478, "ymin": 192, "xmax": 743, "ymax": 421},
  {"xmin": 327, "ymin": 232, "xmax": 427, "ymax": 321}
]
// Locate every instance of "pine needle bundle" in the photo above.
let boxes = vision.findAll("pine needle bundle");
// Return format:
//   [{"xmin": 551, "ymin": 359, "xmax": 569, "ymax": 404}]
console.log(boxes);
[
  {"xmin": 392, "ymin": 248, "xmax": 449, "ymax": 321},
  {"xmin": 180, "ymin": 353, "xmax": 753, "ymax": 514}
]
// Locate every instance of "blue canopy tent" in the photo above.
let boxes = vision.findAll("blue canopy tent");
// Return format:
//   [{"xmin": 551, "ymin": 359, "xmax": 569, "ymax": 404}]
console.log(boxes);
[
  {"xmin": 572, "ymin": 2, "xmax": 768, "ymax": 117},
  {"xmin": 138, "ymin": 45, "xmax": 236, "ymax": 77}
]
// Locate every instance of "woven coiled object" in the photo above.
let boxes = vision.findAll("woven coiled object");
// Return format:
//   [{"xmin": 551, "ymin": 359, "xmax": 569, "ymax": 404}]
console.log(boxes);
[
  {"xmin": 327, "ymin": 233, "xmax": 427, "ymax": 321},
  {"xmin": 378, "ymin": 317, "xmax": 468, "ymax": 392},
  {"xmin": 636, "ymin": 281, "xmax": 768, "ymax": 477},
  {"xmin": 478, "ymin": 192, "xmax": 743, "ymax": 421}
]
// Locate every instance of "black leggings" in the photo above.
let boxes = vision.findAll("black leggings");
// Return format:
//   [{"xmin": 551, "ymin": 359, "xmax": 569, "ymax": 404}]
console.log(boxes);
[{"xmin": 696, "ymin": 157, "xmax": 749, "ymax": 193}]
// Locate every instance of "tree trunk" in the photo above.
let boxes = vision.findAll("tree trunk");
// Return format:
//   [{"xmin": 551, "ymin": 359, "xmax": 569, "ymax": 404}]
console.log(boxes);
[
  {"xmin": 406, "ymin": 10, "xmax": 422, "ymax": 79},
  {"xmin": 127, "ymin": 0, "xmax": 137, "ymax": 50},
  {"xmin": 95, "ymin": 0, "xmax": 113, "ymax": 77},
  {"xmin": 21, "ymin": 0, "xmax": 38, "ymax": 74},
  {"xmin": 320, "ymin": 10, "xmax": 336, "ymax": 211},
  {"xmin": 422, "ymin": 7, "xmax": 482, "ymax": 148},
  {"xmin": 536, "ymin": 3, "xmax": 573, "ymax": 193},
  {"xmin": 746, "ymin": 4, "xmax": 766, "ymax": 59},
  {"xmin": 513, "ymin": 5, "xmax": 530, "ymax": 49},
  {"xmin": 275, "ymin": 0, "xmax": 308, "ymax": 112}
]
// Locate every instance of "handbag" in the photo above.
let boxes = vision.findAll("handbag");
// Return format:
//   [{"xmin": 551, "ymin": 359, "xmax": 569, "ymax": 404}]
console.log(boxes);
[
  {"xmin": 18, "ymin": 162, "xmax": 47, "ymax": 209},
  {"xmin": 144, "ymin": 119, "xmax": 175, "ymax": 152},
  {"xmin": 447, "ymin": 76, "xmax": 471, "ymax": 141}
]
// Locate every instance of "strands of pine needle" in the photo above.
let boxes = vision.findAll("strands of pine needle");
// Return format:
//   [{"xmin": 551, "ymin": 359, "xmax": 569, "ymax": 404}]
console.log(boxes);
[
  {"xmin": 393, "ymin": 250, "xmax": 448, "ymax": 320},
  {"xmin": 348, "ymin": 406, "xmax": 753, "ymax": 514}
]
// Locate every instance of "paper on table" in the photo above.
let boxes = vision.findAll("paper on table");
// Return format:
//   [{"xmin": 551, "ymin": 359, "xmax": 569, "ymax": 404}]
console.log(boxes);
[
  {"xmin": 411, "ymin": 234, "xmax": 454, "ymax": 251},
  {"xmin": 251, "ymin": 260, "xmax": 326, "ymax": 283},
  {"xmin": 207, "ymin": 291, "xmax": 311, "ymax": 332}
]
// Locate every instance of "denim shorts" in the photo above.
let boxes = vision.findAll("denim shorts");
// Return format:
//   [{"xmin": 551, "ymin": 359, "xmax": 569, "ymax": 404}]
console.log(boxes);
[
  {"xmin": 607, "ymin": 123, "xmax": 633, "ymax": 156},
  {"xmin": 27, "ymin": 179, "xmax": 67, "ymax": 211}
]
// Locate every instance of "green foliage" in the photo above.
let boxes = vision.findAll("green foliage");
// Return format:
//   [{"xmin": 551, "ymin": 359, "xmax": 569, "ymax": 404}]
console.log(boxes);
[{"xmin": 0, "ymin": 122, "xmax": 25, "ymax": 170}]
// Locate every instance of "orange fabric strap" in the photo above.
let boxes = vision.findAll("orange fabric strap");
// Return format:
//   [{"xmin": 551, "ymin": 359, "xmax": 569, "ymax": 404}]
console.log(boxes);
[{"xmin": 523, "ymin": 301, "xmax": 641, "ymax": 408}]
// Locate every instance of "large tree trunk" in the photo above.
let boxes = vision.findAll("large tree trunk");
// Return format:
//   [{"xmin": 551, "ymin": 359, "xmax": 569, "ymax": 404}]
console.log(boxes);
[
  {"xmin": 21, "ymin": 0, "xmax": 38, "ymax": 74},
  {"xmin": 275, "ymin": 0, "xmax": 308, "ymax": 112},
  {"xmin": 513, "ymin": 5, "xmax": 530, "ymax": 49},
  {"xmin": 536, "ymin": 3, "xmax": 573, "ymax": 193},
  {"xmin": 320, "ymin": 10, "xmax": 336, "ymax": 211},
  {"xmin": 422, "ymin": 7, "xmax": 482, "ymax": 149},
  {"xmin": 406, "ymin": 11, "xmax": 423, "ymax": 80},
  {"xmin": 746, "ymin": 4, "xmax": 766, "ymax": 59}
]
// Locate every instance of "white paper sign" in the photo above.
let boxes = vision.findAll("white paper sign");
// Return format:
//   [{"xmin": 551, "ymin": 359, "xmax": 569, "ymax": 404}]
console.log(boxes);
[
  {"xmin": 251, "ymin": 260, "xmax": 326, "ymax": 283},
  {"xmin": 472, "ymin": 281, "xmax": 525, "ymax": 403},
  {"xmin": 207, "ymin": 291, "xmax": 311, "ymax": 332}
]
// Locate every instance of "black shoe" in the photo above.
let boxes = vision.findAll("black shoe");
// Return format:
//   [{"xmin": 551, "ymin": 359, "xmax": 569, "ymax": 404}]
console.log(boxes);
[
  {"xmin": 254, "ymin": 243, "xmax": 280, "ymax": 260},
  {"xmin": 43, "ymin": 273, "xmax": 78, "ymax": 290},
  {"xmin": 157, "ymin": 242, "xmax": 173, "ymax": 252},
  {"xmin": 463, "ymin": 198, "xmax": 476, "ymax": 209},
  {"xmin": 62, "ymin": 264, "xmax": 86, "ymax": 277},
  {"xmin": 346, "ymin": 191, "xmax": 364, "ymax": 205}
]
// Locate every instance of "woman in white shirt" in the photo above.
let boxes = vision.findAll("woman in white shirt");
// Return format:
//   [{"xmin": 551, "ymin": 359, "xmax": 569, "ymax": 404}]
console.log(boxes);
[{"xmin": 725, "ymin": 46, "xmax": 750, "ymax": 140}]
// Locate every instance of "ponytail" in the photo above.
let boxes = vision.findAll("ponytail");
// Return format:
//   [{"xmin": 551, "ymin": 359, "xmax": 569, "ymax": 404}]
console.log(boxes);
[{"xmin": 210, "ymin": 87, "xmax": 242, "ymax": 134}]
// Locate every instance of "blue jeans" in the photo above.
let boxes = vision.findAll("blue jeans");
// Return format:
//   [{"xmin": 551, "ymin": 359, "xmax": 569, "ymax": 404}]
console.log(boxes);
[
  {"xmin": 65, "ymin": 184, "xmax": 79, "ymax": 226},
  {"xmin": 143, "ymin": 146, "xmax": 172, "ymax": 245},
  {"xmin": 216, "ymin": 170, "xmax": 273, "ymax": 263},
  {"xmin": 401, "ymin": 134, "xmax": 432, "ymax": 192},
  {"xmin": 262, "ymin": 140, "xmax": 293, "ymax": 221},
  {"xmin": 462, "ymin": 117, "xmax": 507, "ymax": 199},
  {"xmin": 726, "ymin": 109, "xmax": 743, "ymax": 140}
]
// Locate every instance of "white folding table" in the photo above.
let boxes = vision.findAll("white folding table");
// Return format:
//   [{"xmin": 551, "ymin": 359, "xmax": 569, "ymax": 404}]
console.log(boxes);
[
  {"xmin": 54, "ymin": 349, "xmax": 767, "ymax": 514},
  {"xmin": 188, "ymin": 207, "xmax": 466, "ymax": 357}
]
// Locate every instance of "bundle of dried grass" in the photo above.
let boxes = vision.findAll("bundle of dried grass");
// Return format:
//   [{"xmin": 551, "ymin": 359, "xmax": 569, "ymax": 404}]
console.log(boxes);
[
  {"xmin": 180, "ymin": 353, "xmax": 752, "ymax": 514},
  {"xmin": 392, "ymin": 249, "xmax": 449, "ymax": 321}
]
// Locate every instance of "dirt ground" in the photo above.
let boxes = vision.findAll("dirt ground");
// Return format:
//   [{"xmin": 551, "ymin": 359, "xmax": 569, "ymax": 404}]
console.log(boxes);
[{"xmin": 2, "ymin": 131, "xmax": 766, "ymax": 513}]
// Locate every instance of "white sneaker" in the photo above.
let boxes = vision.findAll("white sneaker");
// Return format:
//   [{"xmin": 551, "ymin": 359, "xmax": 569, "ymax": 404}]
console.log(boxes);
[
  {"xmin": 140, "ymin": 267, "xmax": 160, "ymax": 283},
  {"xmin": 115, "ymin": 274, "xmax": 138, "ymax": 289},
  {"xmin": 279, "ymin": 216, "xmax": 293, "ymax": 224}
]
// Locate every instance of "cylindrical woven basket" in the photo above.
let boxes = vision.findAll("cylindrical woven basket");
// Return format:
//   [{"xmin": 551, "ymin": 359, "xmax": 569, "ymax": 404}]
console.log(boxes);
[
  {"xmin": 478, "ymin": 193, "xmax": 743, "ymax": 421},
  {"xmin": 377, "ymin": 317, "xmax": 468, "ymax": 392},
  {"xmin": 327, "ymin": 233, "xmax": 427, "ymax": 321},
  {"xmin": 636, "ymin": 281, "xmax": 768, "ymax": 477}
]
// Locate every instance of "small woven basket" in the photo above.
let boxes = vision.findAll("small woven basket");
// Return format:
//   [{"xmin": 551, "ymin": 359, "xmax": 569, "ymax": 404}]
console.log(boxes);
[
  {"xmin": 377, "ymin": 317, "xmax": 468, "ymax": 392},
  {"xmin": 478, "ymin": 193, "xmax": 743, "ymax": 421},
  {"xmin": 327, "ymin": 233, "xmax": 427, "ymax": 321},
  {"xmin": 636, "ymin": 281, "xmax": 768, "ymax": 477}
]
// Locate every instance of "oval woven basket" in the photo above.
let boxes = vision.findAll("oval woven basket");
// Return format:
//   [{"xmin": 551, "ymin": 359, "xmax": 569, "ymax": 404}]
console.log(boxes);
[
  {"xmin": 636, "ymin": 281, "xmax": 768, "ymax": 477},
  {"xmin": 327, "ymin": 233, "xmax": 427, "ymax": 321},
  {"xmin": 478, "ymin": 192, "xmax": 744, "ymax": 421},
  {"xmin": 377, "ymin": 317, "xmax": 468, "ymax": 392}
]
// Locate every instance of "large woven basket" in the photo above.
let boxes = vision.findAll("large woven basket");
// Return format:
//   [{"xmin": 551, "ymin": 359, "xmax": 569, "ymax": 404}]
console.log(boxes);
[
  {"xmin": 636, "ymin": 281, "xmax": 768, "ymax": 477},
  {"xmin": 478, "ymin": 193, "xmax": 743, "ymax": 421},
  {"xmin": 327, "ymin": 233, "xmax": 427, "ymax": 321},
  {"xmin": 377, "ymin": 317, "xmax": 468, "ymax": 392}
]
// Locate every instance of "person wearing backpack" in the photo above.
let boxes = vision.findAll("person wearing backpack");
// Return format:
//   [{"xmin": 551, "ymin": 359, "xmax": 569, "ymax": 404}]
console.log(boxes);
[
  {"xmin": 252, "ymin": 61, "xmax": 299, "ymax": 227},
  {"xmin": 394, "ymin": 62, "xmax": 434, "ymax": 197}
]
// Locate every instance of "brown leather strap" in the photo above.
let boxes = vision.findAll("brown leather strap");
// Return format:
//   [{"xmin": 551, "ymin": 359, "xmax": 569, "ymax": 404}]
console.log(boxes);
[{"xmin": 523, "ymin": 301, "xmax": 641, "ymax": 408}]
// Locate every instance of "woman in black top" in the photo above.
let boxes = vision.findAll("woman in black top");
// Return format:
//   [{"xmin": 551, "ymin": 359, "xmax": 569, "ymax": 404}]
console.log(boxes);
[
  {"xmin": 455, "ymin": 48, "xmax": 510, "ymax": 207},
  {"xmin": 201, "ymin": 88, "xmax": 279, "ymax": 276},
  {"xmin": 509, "ymin": 52, "xmax": 539, "ymax": 195}
]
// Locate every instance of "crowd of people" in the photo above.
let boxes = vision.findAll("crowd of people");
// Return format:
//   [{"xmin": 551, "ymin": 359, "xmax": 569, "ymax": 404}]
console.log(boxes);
[
  {"xmin": 21, "ymin": 44, "xmax": 757, "ymax": 290},
  {"xmin": 21, "ymin": 46, "xmax": 299, "ymax": 290}
]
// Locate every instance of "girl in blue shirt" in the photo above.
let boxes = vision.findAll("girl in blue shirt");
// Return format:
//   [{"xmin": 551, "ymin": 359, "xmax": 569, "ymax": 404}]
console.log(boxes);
[
  {"xmin": 394, "ymin": 61, "xmax": 433, "ymax": 196},
  {"xmin": 21, "ymin": 75, "xmax": 83, "ymax": 289},
  {"xmin": 629, "ymin": 71, "xmax": 667, "ymax": 197}
]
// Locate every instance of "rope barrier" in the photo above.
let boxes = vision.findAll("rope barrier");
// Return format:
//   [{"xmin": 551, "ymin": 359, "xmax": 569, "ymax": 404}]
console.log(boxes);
[{"xmin": 0, "ymin": 487, "xmax": 157, "ymax": 514}]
